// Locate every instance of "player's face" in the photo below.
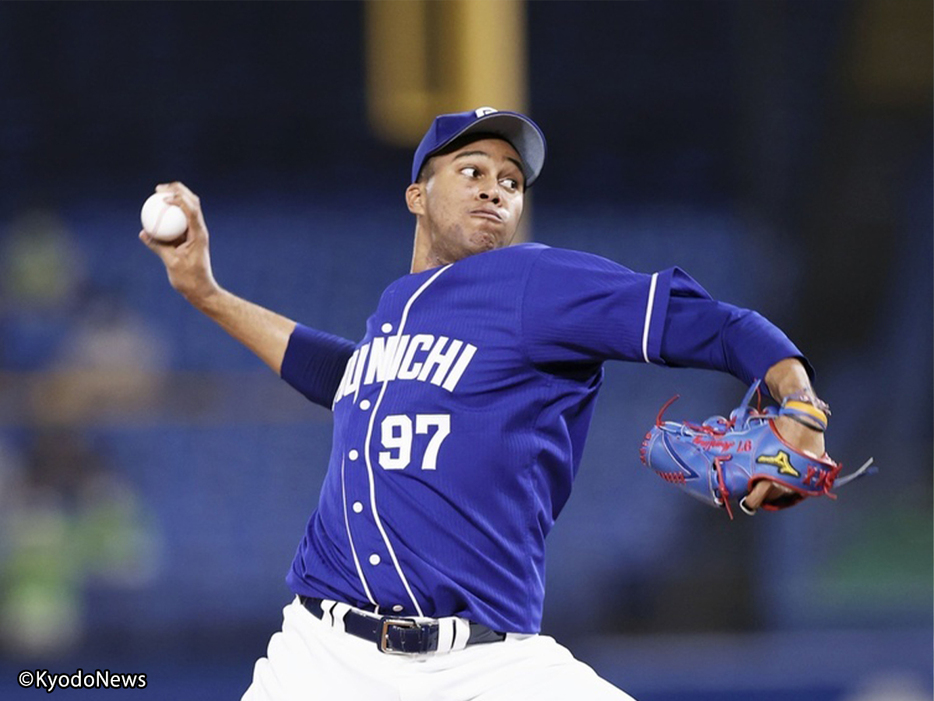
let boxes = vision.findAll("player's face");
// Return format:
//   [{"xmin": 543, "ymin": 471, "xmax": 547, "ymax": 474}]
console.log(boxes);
[{"xmin": 411, "ymin": 137, "xmax": 525, "ymax": 267}]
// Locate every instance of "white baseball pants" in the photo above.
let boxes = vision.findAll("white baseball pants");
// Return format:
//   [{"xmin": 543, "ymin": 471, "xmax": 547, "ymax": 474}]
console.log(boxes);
[{"xmin": 241, "ymin": 597, "xmax": 635, "ymax": 701}]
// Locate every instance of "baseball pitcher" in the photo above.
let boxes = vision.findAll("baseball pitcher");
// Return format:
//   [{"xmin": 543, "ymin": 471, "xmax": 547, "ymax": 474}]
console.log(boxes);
[{"xmin": 140, "ymin": 108, "xmax": 859, "ymax": 700}]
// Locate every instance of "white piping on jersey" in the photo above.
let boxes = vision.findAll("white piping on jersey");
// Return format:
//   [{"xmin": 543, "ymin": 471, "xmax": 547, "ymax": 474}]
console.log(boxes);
[
  {"xmin": 340, "ymin": 454, "xmax": 377, "ymax": 608},
  {"xmin": 361, "ymin": 264, "xmax": 453, "ymax": 617},
  {"xmin": 642, "ymin": 272, "xmax": 659, "ymax": 363}
]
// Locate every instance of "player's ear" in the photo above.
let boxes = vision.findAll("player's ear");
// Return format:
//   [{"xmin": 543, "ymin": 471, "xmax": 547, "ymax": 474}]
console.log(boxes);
[{"xmin": 405, "ymin": 183, "xmax": 425, "ymax": 216}]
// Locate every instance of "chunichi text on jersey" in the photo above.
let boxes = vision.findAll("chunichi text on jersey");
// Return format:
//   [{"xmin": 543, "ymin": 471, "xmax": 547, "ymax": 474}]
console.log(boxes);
[{"xmin": 332, "ymin": 333, "xmax": 477, "ymax": 407}]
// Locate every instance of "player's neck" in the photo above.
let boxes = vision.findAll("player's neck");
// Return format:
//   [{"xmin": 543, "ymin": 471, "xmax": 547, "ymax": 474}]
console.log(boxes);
[
  {"xmin": 410, "ymin": 228, "xmax": 429, "ymax": 273},
  {"xmin": 410, "ymin": 222, "xmax": 486, "ymax": 273},
  {"xmin": 410, "ymin": 251, "xmax": 449, "ymax": 275},
  {"xmin": 410, "ymin": 226, "xmax": 447, "ymax": 274}
]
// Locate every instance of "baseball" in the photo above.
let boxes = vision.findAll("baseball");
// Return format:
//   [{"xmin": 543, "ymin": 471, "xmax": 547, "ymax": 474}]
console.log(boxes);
[{"xmin": 140, "ymin": 192, "xmax": 188, "ymax": 241}]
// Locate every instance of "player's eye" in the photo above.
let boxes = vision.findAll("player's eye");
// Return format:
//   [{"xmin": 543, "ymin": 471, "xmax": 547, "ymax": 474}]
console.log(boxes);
[
  {"xmin": 460, "ymin": 166, "xmax": 481, "ymax": 178},
  {"xmin": 500, "ymin": 177, "xmax": 520, "ymax": 192}
]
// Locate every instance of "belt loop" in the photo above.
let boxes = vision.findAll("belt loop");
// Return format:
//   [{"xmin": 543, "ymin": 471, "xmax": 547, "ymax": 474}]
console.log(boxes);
[
  {"xmin": 329, "ymin": 601, "xmax": 352, "ymax": 632},
  {"xmin": 452, "ymin": 618, "xmax": 471, "ymax": 651},
  {"xmin": 435, "ymin": 617, "xmax": 471, "ymax": 653},
  {"xmin": 319, "ymin": 599, "xmax": 337, "ymax": 628}
]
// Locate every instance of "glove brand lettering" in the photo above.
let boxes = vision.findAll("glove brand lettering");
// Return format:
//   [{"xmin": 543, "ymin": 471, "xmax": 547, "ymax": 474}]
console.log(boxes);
[
  {"xmin": 755, "ymin": 451, "xmax": 800, "ymax": 477},
  {"xmin": 689, "ymin": 438, "xmax": 753, "ymax": 452},
  {"xmin": 691, "ymin": 436, "xmax": 734, "ymax": 451},
  {"xmin": 334, "ymin": 334, "xmax": 477, "ymax": 405}
]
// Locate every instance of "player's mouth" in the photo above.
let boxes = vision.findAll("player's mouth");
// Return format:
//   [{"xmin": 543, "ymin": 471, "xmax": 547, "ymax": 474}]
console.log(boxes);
[{"xmin": 470, "ymin": 208, "xmax": 504, "ymax": 223}]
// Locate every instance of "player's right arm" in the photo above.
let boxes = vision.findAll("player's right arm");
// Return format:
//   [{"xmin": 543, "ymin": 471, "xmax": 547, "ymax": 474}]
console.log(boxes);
[
  {"xmin": 140, "ymin": 182, "xmax": 354, "ymax": 407},
  {"xmin": 138, "ymin": 182, "xmax": 295, "ymax": 374}
]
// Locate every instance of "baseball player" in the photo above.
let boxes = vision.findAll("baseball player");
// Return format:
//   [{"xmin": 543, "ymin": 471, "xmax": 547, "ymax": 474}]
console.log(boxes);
[{"xmin": 140, "ymin": 107, "xmax": 828, "ymax": 700}]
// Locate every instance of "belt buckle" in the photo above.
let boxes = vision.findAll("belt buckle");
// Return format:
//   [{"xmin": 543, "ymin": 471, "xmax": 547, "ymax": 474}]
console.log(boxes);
[{"xmin": 379, "ymin": 617, "xmax": 419, "ymax": 654}]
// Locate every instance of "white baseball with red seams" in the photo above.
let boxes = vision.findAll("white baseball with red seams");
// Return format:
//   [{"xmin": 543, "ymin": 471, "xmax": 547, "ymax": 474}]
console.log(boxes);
[{"xmin": 140, "ymin": 192, "xmax": 188, "ymax": 241}]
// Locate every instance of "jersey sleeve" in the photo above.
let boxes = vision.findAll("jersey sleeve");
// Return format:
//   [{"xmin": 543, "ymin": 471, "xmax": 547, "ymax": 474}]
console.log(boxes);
[
  {"xmin": 660, "ymin": 294, "xmax": 814, "ymax": 388},
  {"xmin": 521, "ymin": 247, "xmax": 677, "ymax": 365},
  {"xmin": 280, "ymin": 324, "xmax": 356, "ymax": 408},
  {"xmin": 521, "ymin": 247, "xmax": 812, "ymax": 386}
]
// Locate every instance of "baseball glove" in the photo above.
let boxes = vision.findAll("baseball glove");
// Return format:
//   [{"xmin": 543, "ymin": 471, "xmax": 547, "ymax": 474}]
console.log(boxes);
[{"xmin": 639, "ymin": 380, "xmax": 875, "ymax": 518}]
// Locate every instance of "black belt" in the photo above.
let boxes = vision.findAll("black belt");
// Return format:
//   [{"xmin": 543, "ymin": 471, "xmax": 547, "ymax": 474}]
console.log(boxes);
[{"xmin": 299, "ymin": 596, "xmax": 506, "ymax": 654}]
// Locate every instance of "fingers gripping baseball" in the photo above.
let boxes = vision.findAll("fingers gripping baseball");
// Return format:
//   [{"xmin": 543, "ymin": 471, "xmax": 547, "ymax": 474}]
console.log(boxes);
[{"xmin": 139, "ymin": 182, "xmax": 219, "ymax": 305}]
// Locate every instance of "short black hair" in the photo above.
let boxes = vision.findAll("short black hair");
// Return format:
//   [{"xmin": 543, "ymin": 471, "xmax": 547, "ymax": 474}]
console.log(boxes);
[{"xmin": 415, "ymin": 132, "xmax": 517, "ymax": 184}]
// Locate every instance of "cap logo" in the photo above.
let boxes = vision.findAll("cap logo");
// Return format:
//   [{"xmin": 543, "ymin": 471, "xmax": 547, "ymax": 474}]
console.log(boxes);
[{"xmin": 474, "ymin": 107, "xmax": 498, "ymax": 118}]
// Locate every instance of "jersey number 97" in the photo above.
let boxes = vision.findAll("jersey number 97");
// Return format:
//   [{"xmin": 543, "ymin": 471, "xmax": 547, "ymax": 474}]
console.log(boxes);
[{"xmin": 379, "ymin": 414, "xmax": 451, "ymax": 471}]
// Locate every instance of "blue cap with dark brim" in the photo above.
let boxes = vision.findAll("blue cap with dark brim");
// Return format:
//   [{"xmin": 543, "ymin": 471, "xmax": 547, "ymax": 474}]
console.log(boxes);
[{"xmin": 411, "ymin": 107, "xmax": 547, "ymax": 187}]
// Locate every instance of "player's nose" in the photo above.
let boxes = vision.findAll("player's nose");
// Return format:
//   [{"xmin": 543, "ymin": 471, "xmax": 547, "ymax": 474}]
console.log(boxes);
[{"xmin": 478, "ymin": 187, "xmax": 501, "ymax": 205}]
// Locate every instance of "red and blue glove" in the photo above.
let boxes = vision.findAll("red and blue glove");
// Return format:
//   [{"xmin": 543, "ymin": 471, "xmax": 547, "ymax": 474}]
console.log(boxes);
[{"xmin": 640, "ymin": 380, "xmax": 875, "ymax": 518}]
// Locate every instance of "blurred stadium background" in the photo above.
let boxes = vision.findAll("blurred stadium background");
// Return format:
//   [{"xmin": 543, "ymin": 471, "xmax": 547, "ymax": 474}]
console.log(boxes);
[{"xmin": 0, "ymin": 2, "xmax": 930, "ymax": 699}]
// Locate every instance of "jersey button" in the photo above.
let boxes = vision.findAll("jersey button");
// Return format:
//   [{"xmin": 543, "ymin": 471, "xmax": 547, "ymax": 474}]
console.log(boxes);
[
  {"xmin": 368, "ymin": 554, "xmax": 381, "ymax": 566},
  {"xmin": 381, "ymin": 323, "xmax": 393, "ymax": 334},
  {"xmin": 392, "ymin": 605, "xmax": 404, "ymax": 613},
  {"xmin": 348, "ymin": 449, "xmax": 359, "ymax": 461},
  {"xmin": 352, "ymin": 501, "xmax": 364, "ymax": 513},
  {"xmin": 359, "ymin": 399, "xmax": 372, "ymax": 411}
]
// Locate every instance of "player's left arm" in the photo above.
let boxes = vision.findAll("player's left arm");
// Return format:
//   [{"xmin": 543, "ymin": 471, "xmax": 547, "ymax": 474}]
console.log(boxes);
[
  {"xmin": 518, "ymin": 249, "xmax": 832, "ymax": 510},
  {"xmin": 661, "ymin": 299, "xmax": 827, "ymax": 509}
]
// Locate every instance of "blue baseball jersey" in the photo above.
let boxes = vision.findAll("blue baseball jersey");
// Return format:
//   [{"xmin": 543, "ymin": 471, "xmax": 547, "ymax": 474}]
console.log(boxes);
[{"xmin": 281, "ymin": 243, "xmax": 805, "ymax": 633}]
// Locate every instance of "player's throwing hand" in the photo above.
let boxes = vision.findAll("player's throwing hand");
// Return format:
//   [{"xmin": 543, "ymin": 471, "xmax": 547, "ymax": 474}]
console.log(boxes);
[{"xmin": 139, "ymin": 181, "xmax": 219, "ymax": 308}]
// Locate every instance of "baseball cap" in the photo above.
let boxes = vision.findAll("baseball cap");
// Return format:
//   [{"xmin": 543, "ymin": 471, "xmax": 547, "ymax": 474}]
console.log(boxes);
[{"xmin": 411, "ymin": 107, "xmax": 547, "ymax": 187}]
